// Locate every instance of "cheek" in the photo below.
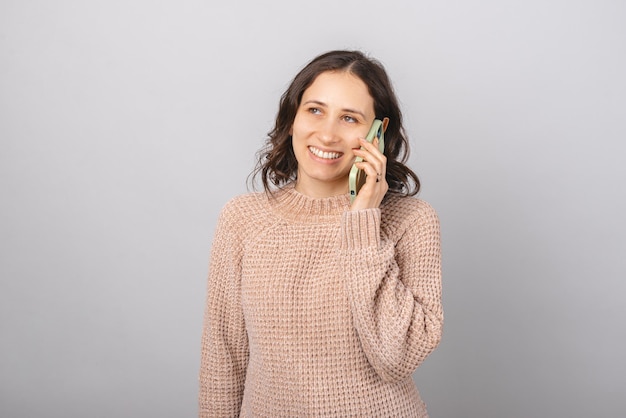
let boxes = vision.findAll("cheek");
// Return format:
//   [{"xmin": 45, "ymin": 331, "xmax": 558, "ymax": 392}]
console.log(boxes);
[
  {"xmin": 348, "ymin": 134, "xmax": 361, "ymax": 148},
  {"xmin": 291, "ymin": 118, "xmax": 314, "ymax": 145},
  {"xmin": 343, "ymin": 127, "xmax": 364, "ymax": 150},
  {"xmin": 290, "ymin": 115, "xmax": 301, "ymax": 138},
  {"xmin": 290, "ymin": 132, "xmax": 307, "ymax": 159},
  {"xmin": 291, "ymin": 110, "xmax": 307, "ymax": 132}
]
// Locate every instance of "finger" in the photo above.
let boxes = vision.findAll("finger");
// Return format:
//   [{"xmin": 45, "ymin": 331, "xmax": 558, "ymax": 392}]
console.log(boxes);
[
  {"xmin": 354, "ymin": 161, "xmax": 385, "ymax": 185},
  {"xmin": 354, "ymin": 140, "xmax": 385, "ymax": 163},
  {"xmin": 358, "ymin": 137, "xmax": 383, "ymax": 155},
  {"xmin": 357, "ymin": 138, "xmax": 386, "ymax": 166},
  {"xmin": 353, "ymin": 156, "xmax": 382, "ymax": 177},
  {"xmin": 354, "ymin": 148, "xmax": 386, "ymax": 178}
]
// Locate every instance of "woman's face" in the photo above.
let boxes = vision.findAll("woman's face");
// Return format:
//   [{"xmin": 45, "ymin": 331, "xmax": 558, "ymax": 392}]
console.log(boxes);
[{"xmin": 291, "ymin": 71, "xmax": 376, "ymax": 197}]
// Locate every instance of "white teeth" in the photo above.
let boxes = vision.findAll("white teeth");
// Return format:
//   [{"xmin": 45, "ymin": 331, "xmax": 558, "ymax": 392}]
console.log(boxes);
[{"xmin": 309, "ymin": 146, "xmax": 341, "ymax": 159}]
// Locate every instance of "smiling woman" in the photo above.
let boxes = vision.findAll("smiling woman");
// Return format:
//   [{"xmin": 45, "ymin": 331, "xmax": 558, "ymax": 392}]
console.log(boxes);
[
  {"xmin": 199, "ymin": 50, "xmax": 443, "ymax": 417},
  {"xmin": 254, "ymin": 50, "xmax": 420, "ymax": 201},
  {"xmin": 290, "ymin": 71, "xmax": 376, "ymax": 198}
]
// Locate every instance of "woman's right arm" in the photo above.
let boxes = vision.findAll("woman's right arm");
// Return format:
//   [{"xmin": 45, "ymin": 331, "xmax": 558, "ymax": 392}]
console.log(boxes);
[{"xmin": 199, "ymin": 203, "xmax": 249, "ymax": 418}]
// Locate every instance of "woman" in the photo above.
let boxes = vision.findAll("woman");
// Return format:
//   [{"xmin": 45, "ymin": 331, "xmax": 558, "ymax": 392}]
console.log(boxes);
[{"xmin": 199, "ymin": 50, "xmax": 442, "ymax": 417}]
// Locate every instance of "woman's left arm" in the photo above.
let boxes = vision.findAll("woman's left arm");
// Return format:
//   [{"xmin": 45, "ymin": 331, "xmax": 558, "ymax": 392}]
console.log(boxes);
[{"xmin": 340, "ymin": 201, "xmax": 443, "ymax": 383}]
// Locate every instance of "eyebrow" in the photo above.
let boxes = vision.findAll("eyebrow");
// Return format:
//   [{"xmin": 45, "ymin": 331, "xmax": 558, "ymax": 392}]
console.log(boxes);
[{"xmin": 302, "ymin": 100, "xmax": 367, "ymax": 120}]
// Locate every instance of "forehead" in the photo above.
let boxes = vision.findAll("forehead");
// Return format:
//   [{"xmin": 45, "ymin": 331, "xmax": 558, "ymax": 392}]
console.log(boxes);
[{"xmin": 302, "ymin": 71, "xmax": 374, "ymax": 111}]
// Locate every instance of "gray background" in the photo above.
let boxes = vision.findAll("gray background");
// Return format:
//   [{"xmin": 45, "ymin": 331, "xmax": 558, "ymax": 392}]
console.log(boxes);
[{"xmin": 1, "ymin": 0, "xmax": 625, "ymax": 417}]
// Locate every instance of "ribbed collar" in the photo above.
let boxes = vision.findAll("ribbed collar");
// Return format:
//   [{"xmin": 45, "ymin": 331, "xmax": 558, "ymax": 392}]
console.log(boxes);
[{"xmin": 267, "ymin": 184, "xmax": 351, "ymax": 223}]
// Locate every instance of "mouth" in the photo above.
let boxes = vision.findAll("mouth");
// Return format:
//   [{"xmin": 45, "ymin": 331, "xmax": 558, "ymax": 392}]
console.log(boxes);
[{"xmin": 308, "ymin": 146, "xmax": 342, "ymax": 160}]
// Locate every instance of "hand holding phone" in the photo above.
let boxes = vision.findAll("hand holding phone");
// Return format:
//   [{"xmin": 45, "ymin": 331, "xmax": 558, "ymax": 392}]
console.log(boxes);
[{"xmin": 348, "ymin": 117, "xmax": 389, "ymax": 203}]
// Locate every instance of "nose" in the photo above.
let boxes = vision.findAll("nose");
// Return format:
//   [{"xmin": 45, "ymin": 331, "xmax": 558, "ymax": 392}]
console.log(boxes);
[{"xmin": 317, "ymin": 118, "xmax": 340, "ymax": 145}]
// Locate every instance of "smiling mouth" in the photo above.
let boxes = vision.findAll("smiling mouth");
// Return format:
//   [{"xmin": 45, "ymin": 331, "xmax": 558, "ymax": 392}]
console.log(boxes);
[{"xmin": 309, "ymin": 146, "xmax": 342, "ymax": 160}]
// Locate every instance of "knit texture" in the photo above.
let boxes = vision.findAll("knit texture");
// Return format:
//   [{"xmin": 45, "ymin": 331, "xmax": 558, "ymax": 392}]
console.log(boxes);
[{"xmin": 199, "ymin": 185, "xmax": 443, "ymax": 417}]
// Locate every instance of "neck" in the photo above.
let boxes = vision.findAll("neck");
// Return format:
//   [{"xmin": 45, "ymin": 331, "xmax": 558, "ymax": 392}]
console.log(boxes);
[{"xmin": 294, "ymin": 178, "xmax": 349, "ymax": 198}]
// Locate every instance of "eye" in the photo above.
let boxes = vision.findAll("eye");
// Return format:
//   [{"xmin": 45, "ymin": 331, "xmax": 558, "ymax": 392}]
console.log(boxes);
[
  {"xmin": 342, "ymin": 115, "xmax": 358, "ymax": 123},
  {"xmin": 308, "ymin": 107, "xmax": 322, "ymax": 115}
]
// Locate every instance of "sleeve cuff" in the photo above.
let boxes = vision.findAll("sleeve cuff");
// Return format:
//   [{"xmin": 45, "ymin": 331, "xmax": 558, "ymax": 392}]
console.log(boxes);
[{"xmin": 341, "ymin": 208, "xmax": 381, "ymax": 249}]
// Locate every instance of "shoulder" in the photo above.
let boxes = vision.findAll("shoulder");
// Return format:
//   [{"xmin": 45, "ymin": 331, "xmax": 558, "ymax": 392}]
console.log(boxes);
[
  {"xmin": 220, "ymin": 192, "xmax": 265, "ymax": 214},
  {"xmin": 382, "ymin": 194, "xmax": 438, "ymax": 221},
  {"xmin": 218, "ymin": 192, "xmax": 271, "ymax": 224},
  {"xmin": 380, "ymin": 195, "xmax": 439, "ymax": 237},
  {"xmin": 215, "ymin": 191, "xmax": 297, "ymax": 252}
]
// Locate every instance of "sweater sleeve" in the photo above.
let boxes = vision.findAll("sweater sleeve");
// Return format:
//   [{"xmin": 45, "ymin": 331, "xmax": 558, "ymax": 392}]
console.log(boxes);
[
  {"xmin": 340, "ymin": 202, "xmax": 443, "ymax": 382},
  {"xmin": 199, "ymin": 204, "xmax": 249, "ymax": 417}
]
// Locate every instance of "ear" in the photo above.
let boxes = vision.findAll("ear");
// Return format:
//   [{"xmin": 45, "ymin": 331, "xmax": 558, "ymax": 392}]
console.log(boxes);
[{"xmin": 382, "ymin": 117, "xmax": 390, "ymax": 133}]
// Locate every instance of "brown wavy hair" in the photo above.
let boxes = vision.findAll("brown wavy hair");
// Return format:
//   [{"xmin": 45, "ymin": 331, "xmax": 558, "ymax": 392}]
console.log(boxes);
[{"xmin": 250, "ymin": 50, "xmax": 420, "ymax": 197}]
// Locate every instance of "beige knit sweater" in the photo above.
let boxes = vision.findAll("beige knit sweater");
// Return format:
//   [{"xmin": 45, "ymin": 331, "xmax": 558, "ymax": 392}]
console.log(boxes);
[{"xmin": 199, "ymin": 185, "xmax": 442, "ymax": 417}]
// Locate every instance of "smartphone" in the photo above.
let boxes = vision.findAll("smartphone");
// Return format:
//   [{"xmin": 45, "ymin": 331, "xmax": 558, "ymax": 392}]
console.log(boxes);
[{"xmin": 348, "ymin": 117, "xmax": 389, "ymax": 202}]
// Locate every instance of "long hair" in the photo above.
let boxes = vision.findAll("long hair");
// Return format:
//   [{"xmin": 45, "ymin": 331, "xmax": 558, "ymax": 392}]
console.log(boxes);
[{"xmin": 250, "ymin": 50, "xmax": 420, "ymax": 197}]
